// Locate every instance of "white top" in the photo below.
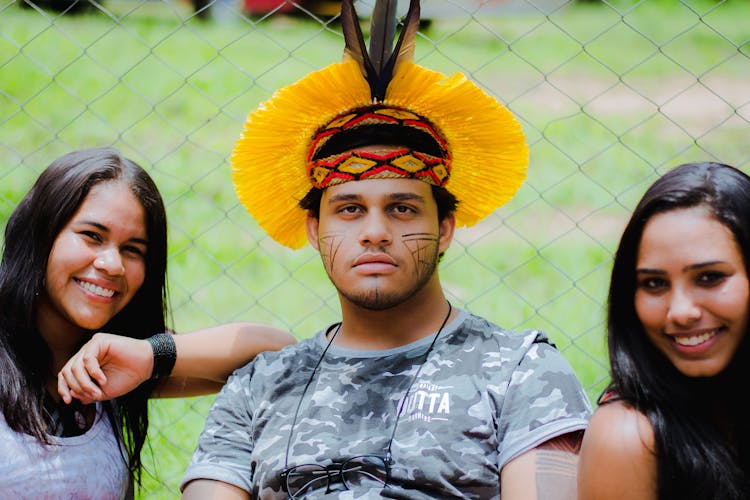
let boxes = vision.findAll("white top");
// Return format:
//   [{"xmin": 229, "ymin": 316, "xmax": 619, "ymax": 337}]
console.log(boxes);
[{"xmin": 0, "ymin": 403, "xmax": 129, "ymax": 499}]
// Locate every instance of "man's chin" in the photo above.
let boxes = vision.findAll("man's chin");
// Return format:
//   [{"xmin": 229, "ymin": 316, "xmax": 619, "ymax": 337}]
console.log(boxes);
[{"xmin": 340, "ymin": 290, "xmax": 406, "ymax": 311}]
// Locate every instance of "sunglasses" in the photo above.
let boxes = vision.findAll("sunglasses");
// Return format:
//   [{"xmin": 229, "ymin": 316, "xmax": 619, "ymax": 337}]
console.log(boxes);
[{"xmin": 280, "ymin": 454, "xmax": 392, "ymax": 497}]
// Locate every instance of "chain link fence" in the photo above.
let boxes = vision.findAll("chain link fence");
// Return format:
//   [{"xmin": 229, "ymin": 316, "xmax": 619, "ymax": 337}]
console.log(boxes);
[{"xmin": 1, "ymin": 0, "xmax": 749, "ymax": 496}]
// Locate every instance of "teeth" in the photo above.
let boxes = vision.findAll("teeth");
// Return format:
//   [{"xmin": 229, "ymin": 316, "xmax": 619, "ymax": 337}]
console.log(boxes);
[
  {"xmin": 76, "ymin": 279, "xmax": 115, "ymax": 298},
  {"xmin": 674, "ymin": 330, "xmax": 716, "ymax": 346}
]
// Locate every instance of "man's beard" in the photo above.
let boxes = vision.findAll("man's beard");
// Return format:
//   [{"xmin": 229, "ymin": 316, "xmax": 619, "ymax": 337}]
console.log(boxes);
[{"xmin": 334, "ymin": 249, "xmax": 439, "ymax": 311}]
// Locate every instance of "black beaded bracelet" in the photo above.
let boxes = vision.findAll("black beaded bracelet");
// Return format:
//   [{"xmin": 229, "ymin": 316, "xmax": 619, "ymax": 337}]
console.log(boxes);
[{"xmin": 147, "ymin": 333, "xmax": 177, "ymax": 380}]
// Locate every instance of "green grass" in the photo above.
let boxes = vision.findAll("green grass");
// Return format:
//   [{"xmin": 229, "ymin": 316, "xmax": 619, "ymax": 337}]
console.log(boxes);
[{"xmin": 1, "ymin": 0, "xmax": 749, "ymax": 497}]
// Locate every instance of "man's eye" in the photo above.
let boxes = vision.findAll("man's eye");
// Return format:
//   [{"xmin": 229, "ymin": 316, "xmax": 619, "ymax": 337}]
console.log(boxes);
[
  {"xmin": 337, "ymin": 205, "xmax": 361, "ymax": 215},
  {"xmin": 393, "ymin": 205, "xmax": 414, "ymax": 214}
]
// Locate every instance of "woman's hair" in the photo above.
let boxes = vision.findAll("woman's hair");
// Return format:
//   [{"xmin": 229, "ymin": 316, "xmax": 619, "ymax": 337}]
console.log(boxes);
[
  {"xmin": 606, "ymin": 161, "xmax": 750, "ymax": 499},
  {"xmin": 0, "ymin": 147, "xmax": 169, "ymax": 484}
]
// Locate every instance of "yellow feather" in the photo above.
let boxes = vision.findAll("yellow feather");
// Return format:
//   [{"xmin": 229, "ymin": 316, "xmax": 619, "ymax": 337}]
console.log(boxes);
[
  {"xmin": 231, "ymin": 61, "xmax": 370, "ymax": 248},
  {"xmin": 231, "ymin": 57, "xmax": 528, "ymax": 249}
]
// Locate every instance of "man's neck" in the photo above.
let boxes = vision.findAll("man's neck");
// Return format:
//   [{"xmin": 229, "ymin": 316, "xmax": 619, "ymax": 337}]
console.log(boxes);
[{"xmin": 334, "ymin": 289, "xmax": 455, "ymax": 350}]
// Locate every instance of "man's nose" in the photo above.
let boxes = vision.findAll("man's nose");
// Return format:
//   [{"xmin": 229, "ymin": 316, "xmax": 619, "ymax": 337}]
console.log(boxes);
[{"xmin": 358, "ymin": 211, "xmax": 392, "ymax": 246}]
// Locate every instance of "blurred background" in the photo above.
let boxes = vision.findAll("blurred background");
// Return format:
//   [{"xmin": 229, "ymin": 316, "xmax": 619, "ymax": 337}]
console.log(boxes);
[{"xmin": 1, "ymin": 0, "xmax": 748, "ymax": 497}]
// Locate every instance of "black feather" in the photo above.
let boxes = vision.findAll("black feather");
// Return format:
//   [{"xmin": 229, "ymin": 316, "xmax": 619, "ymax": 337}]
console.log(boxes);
[
  {"xmin": 341, "ymin": 0, "xmax": 372, "ymax": 80},
  {"xmin": 392, "ymin": 0, "xmax": 420, "ymax": 66},
  {"xmin": 370, "ymin": 0, "xmax": 420, "ymax": 100},
  {"xmin": 368, "ymin": 0, "xmax": 397, "ymax": 75},
  {"xmin": 340, "ymin": 0, "xmax": 422, "ymax": 102}
]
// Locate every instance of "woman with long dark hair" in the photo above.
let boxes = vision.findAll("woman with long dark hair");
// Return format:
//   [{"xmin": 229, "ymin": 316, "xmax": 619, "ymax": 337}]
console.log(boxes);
[
  {"xmin": 0, "ymin": 147, "xmax": 294, "ymax": 498},
  {"xmin": 579, "ymin": 161, "xmax": 750, "ymax": 499}
]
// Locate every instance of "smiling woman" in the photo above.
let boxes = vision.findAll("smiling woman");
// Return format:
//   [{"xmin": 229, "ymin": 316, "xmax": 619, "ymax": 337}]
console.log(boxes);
[
  {"xmin": 40, "ymin": 181, "xmax": 148, "ymax": 335},
  {"xmin": 634, "ymin": 206, "xmax": 749, "ymax": 379},
  {"xmin": 0, "ymin": 147, "xmax": 296, "ymax": 499},
  {"xmin": 578, "ymin": 161, "xmax": 750, "ymax": 500},
  {"xmin": 0, "ymin": 149, "xmax": 170, "ymax": 497}
]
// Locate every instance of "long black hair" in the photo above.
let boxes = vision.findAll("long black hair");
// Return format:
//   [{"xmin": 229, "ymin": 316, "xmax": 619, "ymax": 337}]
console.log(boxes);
[
  {"xmin": 606, "ymin": 161, "xmax": 750, "ymax": 499},
  {"xmin": 0, "ymin": 147, "xmax": 169, "ymax": 484}
]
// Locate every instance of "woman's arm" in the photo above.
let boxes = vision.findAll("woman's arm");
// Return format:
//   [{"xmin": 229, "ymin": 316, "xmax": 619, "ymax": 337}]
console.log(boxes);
[
  {"xmin": 578, "ymin": 401, "xmax": 658, "ymax": 500},
  {"xmin": 57, "ymin": 323, "xmax": 296, "ymax": 403}
]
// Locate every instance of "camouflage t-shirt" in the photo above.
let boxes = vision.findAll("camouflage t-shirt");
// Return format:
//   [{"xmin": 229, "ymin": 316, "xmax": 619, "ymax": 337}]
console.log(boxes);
[{"xmin": 181, "ymin": 310, "xmax": 591, "ymax": 498}]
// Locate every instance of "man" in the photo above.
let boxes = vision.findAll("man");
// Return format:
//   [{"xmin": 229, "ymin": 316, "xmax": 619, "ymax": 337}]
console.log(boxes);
[{"xmin": 181, "ymin": 1, "xmax": 591, "ymax": 498}]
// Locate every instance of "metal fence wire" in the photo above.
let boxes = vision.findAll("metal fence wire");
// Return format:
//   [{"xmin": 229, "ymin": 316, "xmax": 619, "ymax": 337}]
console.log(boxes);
[{"xmin": 1, "ymin": 0, "xmax": 749, "ymax": 497}]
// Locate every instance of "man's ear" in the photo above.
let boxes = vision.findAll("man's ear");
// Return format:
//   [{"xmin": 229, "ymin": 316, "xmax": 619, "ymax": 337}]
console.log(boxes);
[
  {"xmin": 306, "ymin": 214, "xmax": 320, "ymax": 251},
  {"xmin": 438, "ymin": 214, "xmax": 456, "ymax": 255}
]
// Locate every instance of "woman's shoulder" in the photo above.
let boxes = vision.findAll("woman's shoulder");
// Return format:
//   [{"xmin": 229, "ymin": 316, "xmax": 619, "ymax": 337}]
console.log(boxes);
[
  {"xmin": 587, "ymin": 400, "xmax": 655, "ymax": 450},
  {"xmin": 578, "ymin": 400, "xmax": 657, "ymax": 499}
]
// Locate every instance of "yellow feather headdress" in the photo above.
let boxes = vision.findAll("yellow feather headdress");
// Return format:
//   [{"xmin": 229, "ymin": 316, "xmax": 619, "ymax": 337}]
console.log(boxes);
[{"xmin": 231, "ymin": 0, "xmax": 528, "ymax": 249}]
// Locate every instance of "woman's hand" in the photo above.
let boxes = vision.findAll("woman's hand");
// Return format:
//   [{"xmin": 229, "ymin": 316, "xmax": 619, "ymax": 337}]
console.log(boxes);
[
  {"xmin": 58, "ymin": 333, "xmax": 153, "ymax": 404},
  {"xmin": 58, "ymin": 322, "xmax": 296, "ymax": 403}
]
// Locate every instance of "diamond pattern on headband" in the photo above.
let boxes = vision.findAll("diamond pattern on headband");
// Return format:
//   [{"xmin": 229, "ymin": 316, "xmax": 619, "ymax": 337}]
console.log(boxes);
[
  {"xmin": 307, "ymin": 106, "xmax": 451, "ymax": 189},
  {"xmin": 309, "ymin": 147, "xmax": 449, "ymax": 189}
]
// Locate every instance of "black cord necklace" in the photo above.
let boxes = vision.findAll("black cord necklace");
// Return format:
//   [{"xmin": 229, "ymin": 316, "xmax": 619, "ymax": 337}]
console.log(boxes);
[
  {"xmin": 283, "ymin": 300, "xmax": 453, "ymax": 468},
  {"xmin": 43, "ymin": 392, "xmax": 90, "ymax": 437}
]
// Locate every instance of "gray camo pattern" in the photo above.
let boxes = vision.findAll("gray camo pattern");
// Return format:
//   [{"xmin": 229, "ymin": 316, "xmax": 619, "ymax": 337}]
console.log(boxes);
[{"xmin": 182, "ymin": 310, "xmax": 592, "ymax": 498}]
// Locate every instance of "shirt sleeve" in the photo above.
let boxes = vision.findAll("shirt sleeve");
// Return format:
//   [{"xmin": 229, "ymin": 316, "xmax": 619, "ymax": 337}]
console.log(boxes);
[
  {"xmin": 496, "ymin": 332, "xmax": 592, "ymax": 468},
  {"xmin": 180, "ymin": 362, "xmax": 257, "ymax": 493}
]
